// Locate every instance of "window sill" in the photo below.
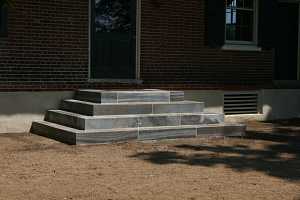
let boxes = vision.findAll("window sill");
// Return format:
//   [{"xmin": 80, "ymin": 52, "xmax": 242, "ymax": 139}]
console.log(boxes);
[{"xmin": 222, "ymin": 44, "xmax": 262, "ymax": 52}]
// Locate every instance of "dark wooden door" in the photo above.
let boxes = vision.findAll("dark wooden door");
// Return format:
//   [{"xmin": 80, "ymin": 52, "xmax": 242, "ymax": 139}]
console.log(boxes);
[
  {"xmin": 91, "ymin": 0, "xmax": 136, "ymax": 79},
  {"xmin": 275, "ymin": 3, "xmax": 299, "ymax": 80}
]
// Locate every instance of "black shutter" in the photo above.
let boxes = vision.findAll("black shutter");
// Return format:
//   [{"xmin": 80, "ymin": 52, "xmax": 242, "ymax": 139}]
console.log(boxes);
[
  {"xmin": 0, "ymin": 5, "xmax": 8, "ymax": 37},
  {"xmin": 257, "ymin": 0, "xmax": 278, "ymax": 48},
  {"xmin": 206, "ymin": 0, "xmax": 226, "ymax": 48}
]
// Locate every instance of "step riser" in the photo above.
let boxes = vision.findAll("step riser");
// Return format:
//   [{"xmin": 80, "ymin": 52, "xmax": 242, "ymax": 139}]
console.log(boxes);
[
  {"xmin": 139, "ymin": 128, "xmax": 197, "ymax": 141},
  {"xmin": 75, "ymin": 90, "xmax": 184, "ymax": 103},
  {"xmin": 61, "ymin": 101, "xmax": 204, "ymax": 116},
  {"xmin": 31, "ymin": 121, "xmax": 245, "ymax": 145},
  {"xmin": 45, "ymin": 111, "xmax": 85, "ymax": 130},
  {"xmin": 181, "ymin": 114, "xmax": 225, "ymax": 125},
  {"xmin": 30, "ymin": 122, "xmax": 76, "ymax": 145},
  {"xmin": 153, "ymin": 103, "xmax": 204, "ymax": 114},
  {"xmin": 197, "ymin": 125, "xmax": 246, "ymax": 137},
  {"xmin": 45, "ymin": 111, "xmax": 224, "ymax": 130},
  {"xmin": 77, "ymin": 131, "xmax": 138, "ymax": 144},
  {"xmin": 61, "ymin": 101, "xmax": 94, "ymax": 116}
]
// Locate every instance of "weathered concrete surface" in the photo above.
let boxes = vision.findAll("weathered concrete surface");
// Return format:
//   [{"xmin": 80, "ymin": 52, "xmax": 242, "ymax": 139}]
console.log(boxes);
[
  {"xmin": 262, "ymin": 89, "xmax": 300, "ymax": 120},
  {"xmin": 0, "ymin": 91, "xmax": 73, "ymax": 133},
  {"xmin": 185, "ymin": 89, "xmax": 300, "ymax": 122},
  {"xmin": 184, "ymin": 90, "xmax": 224, "ymax": 113},
  {"xmin": 1, "ymin": 89, "xmax": 300, "ymax": 133}
]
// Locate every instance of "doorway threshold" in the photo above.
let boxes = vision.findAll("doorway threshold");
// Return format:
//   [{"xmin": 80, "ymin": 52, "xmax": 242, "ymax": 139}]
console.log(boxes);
[{"xmin": 88, "ymin": 79, "xmax": 143, "ymax": 84}]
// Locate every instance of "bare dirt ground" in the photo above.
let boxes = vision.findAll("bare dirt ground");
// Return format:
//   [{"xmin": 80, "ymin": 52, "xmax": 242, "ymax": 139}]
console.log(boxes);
[{"xmin": 0, "ymin": 120, "xmax": 300, "ymax": 200}]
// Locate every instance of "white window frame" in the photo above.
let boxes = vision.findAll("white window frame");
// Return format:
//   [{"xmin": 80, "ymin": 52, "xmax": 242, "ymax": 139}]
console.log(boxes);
[{"xmin": 223, "ymin": 0, "xmax": 261, "ymax": 51}]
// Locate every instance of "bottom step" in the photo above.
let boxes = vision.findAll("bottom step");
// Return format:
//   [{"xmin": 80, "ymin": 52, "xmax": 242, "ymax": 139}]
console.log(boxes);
[{"xmin": 31, "ymin": 121, "xmax": 246, "ymax": 145}]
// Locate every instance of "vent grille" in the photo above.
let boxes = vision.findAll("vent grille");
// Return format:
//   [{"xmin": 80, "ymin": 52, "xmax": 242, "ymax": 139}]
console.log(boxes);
[{"xmin": 224, "ymin": 92, "xmax": 259, "ymax": 115}]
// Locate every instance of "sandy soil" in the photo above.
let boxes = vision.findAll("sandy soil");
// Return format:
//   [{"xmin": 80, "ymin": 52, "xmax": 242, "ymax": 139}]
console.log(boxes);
[{"xmin": 0, "ymin": 120, "xmax": 300, "ymax": 200}]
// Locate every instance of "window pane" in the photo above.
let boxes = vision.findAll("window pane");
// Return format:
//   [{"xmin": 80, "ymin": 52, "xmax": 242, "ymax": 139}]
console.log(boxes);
[
  {"xmin": 0, "ymin": 5, "xmax": 8, "ymax": 36},
  {"xmin": 236, "ymin": 10, "xmax": 253, "ymax": 41},
  {"xmin": 244, "ymin": 0, "xmax": 254, "ymax": 9},
  {"xmin": 0, "ymin": 12, "xmax": 2, "ymax": 29},
  {"xmin": 226, "ymin": 0, "xmax": 254, "ymax": 42},
  {"xmin": 236, "ymin": 0, "xmax": 243, "ymax": 8},
  {"xmin": 95, "ymin": 0, "xmax": 132, "ymax": 33},
  {"xmin": 227, "ymin": 0, "xmax": 236, "ymax": 7}
]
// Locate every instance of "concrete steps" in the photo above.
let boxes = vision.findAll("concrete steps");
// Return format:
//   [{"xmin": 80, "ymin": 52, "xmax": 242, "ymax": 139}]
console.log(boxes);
[{"xmin": 30, "ymin": 89, "xmax": 246, "ymax": 145}]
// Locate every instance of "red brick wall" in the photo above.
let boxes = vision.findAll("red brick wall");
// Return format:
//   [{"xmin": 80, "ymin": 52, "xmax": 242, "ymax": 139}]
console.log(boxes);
[
  {"xmin": 0, "ymin": 0, "xmax": 89, "ymax": 91},
  {"xmin": 0, "ymin": 0, "xmax": 274, "ymax": 91},
  {"xmin": 140, "ymin": 0, "xmax": 274, "ymax": 88}
]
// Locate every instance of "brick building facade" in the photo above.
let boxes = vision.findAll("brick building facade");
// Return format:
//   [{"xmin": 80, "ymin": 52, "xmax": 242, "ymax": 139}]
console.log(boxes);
[{"xmin": 0, "ymin": 0, "xmax": 274, "ymax": 91}]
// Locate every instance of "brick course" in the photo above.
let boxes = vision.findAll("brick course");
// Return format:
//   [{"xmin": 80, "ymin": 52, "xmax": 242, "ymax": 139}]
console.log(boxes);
[{"xmin": 0, "ymin": 0, "xmax": 274, "ymax": 91}]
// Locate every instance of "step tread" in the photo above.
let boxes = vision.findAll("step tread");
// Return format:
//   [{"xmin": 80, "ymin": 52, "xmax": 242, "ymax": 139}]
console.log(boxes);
[
  {"xmin": 48, "ymin": 109, "xmax": 222, "ymax": 119},
  {"xmin": 75, "ymin": 90, "xmax": 184, "ymax": 103},
  {"xmin": 64, "ymin": 99, "xmax": 203, "ymax": 105},
  {"xmin": 33, "ymin": 120, "xmax": 245, "ymax": 134},
  {"xmin": 78, "ymin": 89, "xmax": 170, "ymax": 93}
]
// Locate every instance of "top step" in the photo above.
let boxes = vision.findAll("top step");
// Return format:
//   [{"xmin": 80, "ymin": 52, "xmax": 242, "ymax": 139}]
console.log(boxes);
[{"xmin": 75, "ymin": 89, "xmax": 184, "ymax": 103}]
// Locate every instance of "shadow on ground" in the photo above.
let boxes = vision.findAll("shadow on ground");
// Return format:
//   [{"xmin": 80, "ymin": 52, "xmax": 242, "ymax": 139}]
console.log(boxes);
[{"xmin": 131, "ymin": 119, "xmax": 300, "ymax": 181}]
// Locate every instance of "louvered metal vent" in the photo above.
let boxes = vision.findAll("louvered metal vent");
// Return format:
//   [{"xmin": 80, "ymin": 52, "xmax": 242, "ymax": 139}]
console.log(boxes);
[{"xmin": 224, "ymin": 92, "xmax": 259, "ymax": 115}]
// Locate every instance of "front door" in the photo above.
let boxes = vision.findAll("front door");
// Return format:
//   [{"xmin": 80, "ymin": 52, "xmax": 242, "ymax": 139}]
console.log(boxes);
[
  {"xmin": 91, "ymin": 0, "xmax": 137, "ymax": 79},
  {"xmin": 275, "ymin": 3, "xmax": 299, "ymax": 80}
]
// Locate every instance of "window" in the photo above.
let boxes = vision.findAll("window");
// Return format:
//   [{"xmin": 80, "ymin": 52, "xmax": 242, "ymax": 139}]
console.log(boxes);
[
  {"xmin": 225, "ymin": 0, "xmax": 257, "ymax": 43},
  {"xmin": 0, "ymin": 4, "xmax": 8, "ymax": 37}
]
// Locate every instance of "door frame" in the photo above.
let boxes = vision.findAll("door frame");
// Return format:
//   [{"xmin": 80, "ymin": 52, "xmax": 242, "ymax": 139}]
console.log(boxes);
[
  {"xmin": 276, "ymin": 0, "xmax": 300, "ymax": 81},
  {"xmin": 88, "ymin": 0, "xmax": 141, "ymax": 83},
  {"xmin": 298, "ymin": 2, "xmax": 300, "ymax": 80}
]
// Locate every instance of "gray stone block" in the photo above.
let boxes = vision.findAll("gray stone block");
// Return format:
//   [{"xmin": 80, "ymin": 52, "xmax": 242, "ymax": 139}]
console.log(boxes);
[
  {"xmin": 93, "ymin": 103, "xmax": 153, "ymax": 116},
  {"xmin": 196, "ymin": 124, "xmax": 246, "ymax": 137},
  {"xmin": 46, "ymin": 110, "xmax": 139, "ymax": 130},
  {"xmin": 31, "ymin": 121, "xmax": 138, "ymax": 145},
  {"xmin": 181, "ymin": 113, "xmax": 224, "ymax": 125},
  {"xmin": 139, "ymin": 115, "xmax": 180, "ymax": 127},
  {"xmin": 30, "ymin": 121, "xmax": 77, "ymax": 145},
  {"xmin": 45, "ymin": 110, "xmax": 86, "ymax": 130},
  {"xmin": 153, "ymin": 101, "xmax": 204, "ymax": 114},
  {"xmin": 75, "ymin": 90, "xmax": 118, "ymax": 103},
  {"xmin": 117, "ymin": 91, "xmax": 170, "ymax": 103},
  {"xmin": 77, "ymin": 129, "xmax": 138, "ymax": 144},
  {"xmin": 170, "ymin": 91, "xmax": 185, "ymax": 101},
  {"xmin": 138, "ymin": 126, "xmax": 197, "ymax": 140},
  {"xmin": 60, "ymin": 100, "xmax": 95, "ymax": 116},
  {"xmin": 85, "ymin": 117, "xmax": 138, "ymax": 130}
]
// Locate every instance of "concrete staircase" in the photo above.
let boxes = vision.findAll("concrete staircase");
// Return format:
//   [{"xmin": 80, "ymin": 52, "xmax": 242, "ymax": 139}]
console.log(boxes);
[{"xmin": 31, "ymin": 89, "xmax": 246, "ymax": 145}]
